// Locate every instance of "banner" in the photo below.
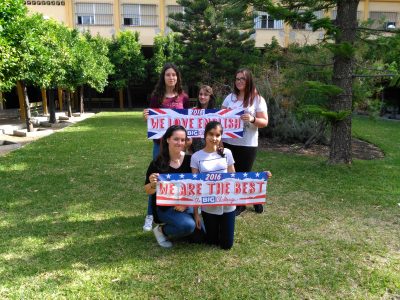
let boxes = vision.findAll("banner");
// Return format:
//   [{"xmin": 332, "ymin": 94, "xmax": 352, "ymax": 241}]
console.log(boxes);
[
  {"xmin": 147, "ymin": 108, "xmax": 244, "ymax": 139},
  {"xmin": 156, "ymin": 172, "xmax": 268, "ymax": 206}
]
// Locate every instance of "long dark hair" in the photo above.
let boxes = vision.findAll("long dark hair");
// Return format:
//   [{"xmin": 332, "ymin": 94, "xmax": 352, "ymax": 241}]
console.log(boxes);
[
  {"xmin": 155, "ymin": 125, "xmax": 187, "ymax": 171},
  {"xmin": 204, "ymin": 121, "xmax": 225, "ymax": 158},
  {"xmin": 151, "ymin": 63, "xmax": 183, "ymax": 105},
  {"xmin": 233, "ymin": 68, "xmax": 259, "ymax": 108},
  {"xmin": 196, "ymin": 85, "xmax": 216, "ymax": 109}
]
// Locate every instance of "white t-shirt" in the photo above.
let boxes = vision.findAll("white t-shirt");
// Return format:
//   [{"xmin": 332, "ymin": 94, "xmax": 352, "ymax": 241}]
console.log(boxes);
[
  {"xmin": 222, "ymin": 93, "xmax": 268, "ymax": 147},
  {"xmin": 190, "ymin": 148, "xmax": 235, "ymax": 215}
]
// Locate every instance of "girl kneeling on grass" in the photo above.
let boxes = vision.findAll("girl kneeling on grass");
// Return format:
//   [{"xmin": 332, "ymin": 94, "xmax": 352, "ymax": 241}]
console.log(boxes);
[
  {"xmin": 145, "ymin": 125, "xmax": 201, "ymax": 248},
  {"xmin": 190, "ymin": 121, "xmax": 237, "ymax": 250}
]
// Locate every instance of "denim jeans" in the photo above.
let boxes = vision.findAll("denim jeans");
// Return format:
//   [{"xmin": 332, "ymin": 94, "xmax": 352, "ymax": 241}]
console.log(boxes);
[
  {"xmin": 147, "ymin": 140, "xmax": 161, "ymax": 215},
  {"xmin": 156, "ymin": 207, "xmax": 196, "ymax": 239},
  {"xmin": 202, "ymin": 210, "xmax": 236, "ymax": 250}
]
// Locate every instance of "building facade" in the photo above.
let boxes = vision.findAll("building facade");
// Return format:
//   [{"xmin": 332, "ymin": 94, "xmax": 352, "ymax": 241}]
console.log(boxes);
[{"xmin": 25, "ymin": 0, "xmax": 400, "ymax": 47}]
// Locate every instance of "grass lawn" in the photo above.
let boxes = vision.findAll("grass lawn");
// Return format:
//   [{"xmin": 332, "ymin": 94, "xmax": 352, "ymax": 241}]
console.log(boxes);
[{"xmin": 0, "ymin": 112, "xmax": 399, "ymax": 299}]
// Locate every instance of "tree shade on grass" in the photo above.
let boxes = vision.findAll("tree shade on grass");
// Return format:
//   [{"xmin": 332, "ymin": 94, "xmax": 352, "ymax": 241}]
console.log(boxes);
[{"xmin": 0, "ymin": 112, "xmax": 399, "ymax": 298}]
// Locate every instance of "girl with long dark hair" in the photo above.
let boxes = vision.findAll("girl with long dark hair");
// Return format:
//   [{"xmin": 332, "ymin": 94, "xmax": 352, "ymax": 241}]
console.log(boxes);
[
  {"xmin": 143, "ymin": 63, "xmax": 189, "ymax": 231},
  {"xmin": 145, "ymin": 125, "xmax": 197, "ymax": 248},
  {"xmin": 191, "ymin": 121, "xmax": 236, "ymax": 249}
]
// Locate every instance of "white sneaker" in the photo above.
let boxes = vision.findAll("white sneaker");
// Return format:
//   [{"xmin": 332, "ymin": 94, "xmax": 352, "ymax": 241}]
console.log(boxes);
[
  {"xmin": 153, "ymin": 225, "xmax": 172, "ymax": 248},
  {"xmin": 143, "ymin": 215, "xmax": 153, "ymax": 232}
]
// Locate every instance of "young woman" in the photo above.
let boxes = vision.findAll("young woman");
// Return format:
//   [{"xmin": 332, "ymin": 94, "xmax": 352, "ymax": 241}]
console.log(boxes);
[
  {"xmin": 195, "ymin": 85, "xmax": 216, "ymax": 110},
  {"xmin": 145, "ymin": 125, "xmax": 197, "ymax": 248},
  {"xmin": 222, "ymin": 68, "xmax": 269, "ymax": 216},
  {"xmin": 189, "ymin": 85, "xmax": 217, "ymax": 154},
  {"xmin": 143, "ymin": 63, "xmax": 190, "ymax": 231},
  {"xmin": 191, "ymin": 121, "xmax": 236, "ymax": 250}
]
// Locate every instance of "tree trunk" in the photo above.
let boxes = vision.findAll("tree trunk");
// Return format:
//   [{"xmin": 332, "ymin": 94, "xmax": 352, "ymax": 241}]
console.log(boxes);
[
  {"xmin": 41, "ymin": 89, "xmax": 48, "ymax": 115},
  {"xmin": 58, "ymin": 88, "xmax": 63, "ymax": 112},
  {"xmin": 119, "ymin": 89, "xmax": 124, "ymax": 110},
  {"xmin": 88, "ymin": 87, "xmax": 92, "ymax": 111},
  {"xmin": 20, "ymin": 81, "xmax": 33, "ymax": 132},
  {"xmin": 329, "ymin": 0, "xmax": 359, "ymax": 164},
  {"xmin": 66, "ymin": 91, "xmax": 72, "ymax": 117},
  {"xmin": 0, "ymin": 91, "xmax": 4, "ymax": 110},
  {"xmin": 126, "ymin": 86, "xmax": 132, "ymax": 108},
  {"xmin": 80, "ymin": 86, "xmax": 84, "ymax": 114},
  {"xmin": 48, "ymin": 89, "xmax": 57, "ymax": 124}
]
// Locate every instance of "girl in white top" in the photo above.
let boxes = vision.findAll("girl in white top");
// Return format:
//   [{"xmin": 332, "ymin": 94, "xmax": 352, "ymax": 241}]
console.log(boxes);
[
  {"xmin": 191, "ymin": 121, "xmax": 236, "ymax": 250},
  {"xmin": 222, "ymin": 68, "xmax": 269, "ymax": 216}
]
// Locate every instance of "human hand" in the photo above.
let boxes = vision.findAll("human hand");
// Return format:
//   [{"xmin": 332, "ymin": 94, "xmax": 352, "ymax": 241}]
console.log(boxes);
[
  {"xmin": 241, "ymin": 113, "xmax": 254, "ymax": 123},
  {"xmin": 149, "ymin": 173, "xmax": 159, "ymax": 188},
  {"xmin": 265, "ymin": 171, "xmax": 272, "ymax": 178},
  {"xmin": 143, "ymin": 109, "xmax": 149, "ymax": 120},
  {"xmin": 174, "ymin": 205, "xmax": 187, "ymax": 212}
]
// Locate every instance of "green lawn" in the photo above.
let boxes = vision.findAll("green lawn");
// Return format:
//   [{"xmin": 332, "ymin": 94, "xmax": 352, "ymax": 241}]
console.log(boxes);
[{"xmin": 0, "ymin": 112, "xmax": 399, "ymax": 299}]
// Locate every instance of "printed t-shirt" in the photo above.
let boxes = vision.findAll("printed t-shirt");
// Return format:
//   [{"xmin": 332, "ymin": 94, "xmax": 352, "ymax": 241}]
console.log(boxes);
[{"xmin": 190, "ymin": 148, "xmax": 235, "ymax": 215}]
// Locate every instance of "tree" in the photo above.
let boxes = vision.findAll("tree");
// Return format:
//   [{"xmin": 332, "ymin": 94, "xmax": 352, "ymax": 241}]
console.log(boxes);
[
  {"xmin": 60, "ymin": 31, "xmax": 113, "ymax": 115},
  {"xmin": 249, "ymin": 0, "xmax": 359, "ymax": 164},
  {"xmin": 108, "ymin": 31, "xmax": 146, "ymax": 108},
  {"xmin": 1, "ymin": 12, "xmax": 68, "ymax": 130},
  {"xmin": 169, "ymin": 0, "xmax": 260, "ymax": 85},
  {"xmin": 0, "ymin": 0, "xmax": 26, "ymax": 98},
  {"xmin": 148, "ymin": 33, "xmax": 184, "ymax": 83}
]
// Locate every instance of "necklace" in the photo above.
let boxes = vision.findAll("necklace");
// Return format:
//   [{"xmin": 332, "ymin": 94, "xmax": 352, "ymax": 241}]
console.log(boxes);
[{"xmin": 170, "ymin": 153, "xmax": 182, "ymax": 165}]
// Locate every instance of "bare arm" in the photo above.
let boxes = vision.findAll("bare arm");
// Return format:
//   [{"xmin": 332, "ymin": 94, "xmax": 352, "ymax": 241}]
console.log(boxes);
[{"xmin": 191, "ymin": 167, "xmax": 201, "ymax": 229}]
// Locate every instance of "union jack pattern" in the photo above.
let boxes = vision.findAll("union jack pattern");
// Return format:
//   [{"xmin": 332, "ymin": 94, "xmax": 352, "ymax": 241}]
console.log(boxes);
[{"xmin": 147, "ymin": 108, "xmax": 244, "ymax": 139}]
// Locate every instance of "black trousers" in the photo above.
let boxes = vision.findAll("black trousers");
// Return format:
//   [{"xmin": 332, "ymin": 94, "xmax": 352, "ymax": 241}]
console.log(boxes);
[
  {"xmin": 202, "ymin": 211, "xmax": 236, "ymax": 250},
  {"xmin": 223, "ymin": 143, "xmax": 257, "ymax": 172},
  {"xmin": 224, "ymin": 143, "xmax": 258, "ymax": 209}
]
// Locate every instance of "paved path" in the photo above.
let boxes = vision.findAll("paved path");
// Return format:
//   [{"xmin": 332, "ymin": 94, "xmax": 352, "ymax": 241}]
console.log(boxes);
[{"xmin": 0, "ymin": 112, "xmax": 95, "ymax": 156}]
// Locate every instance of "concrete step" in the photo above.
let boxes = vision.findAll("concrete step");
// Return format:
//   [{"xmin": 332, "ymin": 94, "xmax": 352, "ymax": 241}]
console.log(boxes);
[{"xmin": 13, "ymin": 128, "xmax": 54, "ymax": 137}]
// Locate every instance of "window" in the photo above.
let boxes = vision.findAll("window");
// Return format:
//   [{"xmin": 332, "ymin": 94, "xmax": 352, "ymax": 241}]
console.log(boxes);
[
  {"xmin": 75, "ymin": 3, "xmax": 113, "ymax": 26},
  {"xmin": 77, "ymin": 15, "xmax": 94, "ymax": 25},
  {"xmin": 254, "ymin": 11, "xmax": 283, "ymax": 29},
  {"xmin": 292, "ymin": 21, "xmax": 306, "ymax": 30},
  {"xmin": 167, "ymin": 5, "xmax": 184, "ymax": 29},
  {"xmin": 331, "ymin": 10, "xmax": 362, "ymax": 21},
  {"xmin": 168, "ymin": 5, "xmax": 184, "ymax": 16},
  {"xmin": 369, "ymin": 11, "xmax": 398, "ymax": 29},
  {"xmin": 121, "ymin": 4, "xmax": 158, "ymax": 27},
  {"xmin": 385, "ymin": 21, "xmax": 396, "ymax": 29}
]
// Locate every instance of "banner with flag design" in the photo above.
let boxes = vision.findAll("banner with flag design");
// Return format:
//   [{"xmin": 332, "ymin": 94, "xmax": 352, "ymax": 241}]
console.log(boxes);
[
  {"xmin": 147, "ymin": 108, "xmax": 244, "ymax": 139},
  {"xmin": 156, "ymin": 172, "xmax": 268, "ymax": 206}
]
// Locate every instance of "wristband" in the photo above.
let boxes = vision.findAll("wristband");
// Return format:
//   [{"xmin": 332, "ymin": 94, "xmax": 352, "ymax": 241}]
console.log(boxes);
[{"xmin": 250, "ymin": 116, "xmax": 256, "ymax": 123}]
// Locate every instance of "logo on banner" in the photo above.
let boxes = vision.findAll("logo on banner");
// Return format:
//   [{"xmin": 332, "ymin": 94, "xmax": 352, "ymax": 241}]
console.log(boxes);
[
  {"xmin": 156, "ymin": 172, "xmax": 268, "ymax": 206},
  {"xmin": 147, "ymin": 108, "xmax": 244, "ymax": 139}
]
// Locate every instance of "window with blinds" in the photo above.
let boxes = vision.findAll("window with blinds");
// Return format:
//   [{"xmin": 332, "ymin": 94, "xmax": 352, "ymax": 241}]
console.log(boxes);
[
  {"xmin": 75, "ymin": 3, "xmax": 113, "ymax": 26},
  {"xmin": 369, "ymin": 11, "xmax": 398, "ymax": 29},
  {"xmin": 292, "ymin": 10, "xmax": 324, "ymax": 30},
  {"xmin": 121, "ymin": 4, "xmax": 158, "ymax": 27},
  {"xmin": 167, "ymin": 5, "xmax": 184, "ymax": 18},
  {"xmin": 166, "ymin": 5, "xmax": 184, "ymax": 28},
  {"xmin": 254, "ymin": 11, "xmax": 283, "ymax": 29},
  {"xmin": 331, "ymin": 10, "xmax": 362, "ymax": 20}
]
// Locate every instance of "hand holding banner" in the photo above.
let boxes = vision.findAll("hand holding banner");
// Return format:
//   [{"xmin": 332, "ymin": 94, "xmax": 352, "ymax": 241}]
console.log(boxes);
[
  {"xmin": 147, "ymin": 108, "xmax": 244, "ymax": 139},
  {"xmin": 156, "ymin": 172, "xmax": 268, "ymax": 207}
]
